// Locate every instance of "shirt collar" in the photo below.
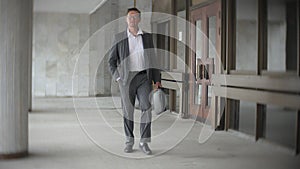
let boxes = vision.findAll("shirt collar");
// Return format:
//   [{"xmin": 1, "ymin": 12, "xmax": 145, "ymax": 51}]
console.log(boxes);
[{"xmin": 127, "ymin": 28, "xmax": 143, "ymax": 38}]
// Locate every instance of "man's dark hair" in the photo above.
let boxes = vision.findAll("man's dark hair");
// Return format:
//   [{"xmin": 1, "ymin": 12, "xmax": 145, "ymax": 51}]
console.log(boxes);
[{"xmin": 127, "ymin": 7, "xmax": 141, "ymax": 16}]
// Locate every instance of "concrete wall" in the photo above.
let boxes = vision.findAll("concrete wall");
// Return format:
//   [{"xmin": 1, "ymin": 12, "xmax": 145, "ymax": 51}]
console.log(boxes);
[
  {"xmin": 33, "ymin": 0, "xmax": 153, "ymax": 97},
  {"xmin": 153, "ymin": 0, "xmax": 172, "ymax": 13},
  {"xmin": 89, "ymin": 0, "xmax": 118, "ymax": 96},
  {"xmin": 33, "ymin": 12, "xmax": 89, "ymax": 97},
  {"xmin": 235, "ymin": 0, "xmax": 258, "ymax": 71},
  {"xmin": 236, "ymin": 0, "xmax": 290, "ymax": 72},
  {"xmin": 267, "ymin": 0, "xmax": 286, "ymax": 71}
]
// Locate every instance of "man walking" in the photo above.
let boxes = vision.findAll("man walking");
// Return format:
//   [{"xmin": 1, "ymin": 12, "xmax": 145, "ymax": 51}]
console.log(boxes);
[{"xmin": 108, "ymin": 7, "xmax": 161, "ymax": 155}]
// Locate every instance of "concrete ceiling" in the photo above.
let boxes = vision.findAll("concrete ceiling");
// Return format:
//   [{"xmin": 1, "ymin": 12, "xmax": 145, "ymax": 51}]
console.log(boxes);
[{"xmin": 34, "ymin": 0, "xmax": 107, "ymax": 14}]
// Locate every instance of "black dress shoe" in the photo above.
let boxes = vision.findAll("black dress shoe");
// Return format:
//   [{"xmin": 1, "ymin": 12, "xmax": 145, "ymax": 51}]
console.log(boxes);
[
  {"xmin": 124, "ymin": 145, "xmax": 133, "ymax": 153},
  {"xmin": 139, "ymin": 143, "xmax": 152, "ymax": 155}
]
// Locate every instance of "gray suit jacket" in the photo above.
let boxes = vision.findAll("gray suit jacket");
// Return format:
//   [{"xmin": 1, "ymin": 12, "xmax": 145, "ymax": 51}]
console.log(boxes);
[{"xmin": 108, "ymin": 31, "xmax": 161, "ymax": 85}]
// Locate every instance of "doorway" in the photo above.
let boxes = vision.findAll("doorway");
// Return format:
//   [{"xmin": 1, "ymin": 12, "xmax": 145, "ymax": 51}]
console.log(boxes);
[{"xmin": 189, "ymin": 0, "xmax": 221, "ymax": 123}]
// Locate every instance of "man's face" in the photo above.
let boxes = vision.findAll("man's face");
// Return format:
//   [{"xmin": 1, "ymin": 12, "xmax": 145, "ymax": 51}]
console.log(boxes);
[{"xmin": 126, "ymin": 10, "xmax": 140, "ymax": 28}]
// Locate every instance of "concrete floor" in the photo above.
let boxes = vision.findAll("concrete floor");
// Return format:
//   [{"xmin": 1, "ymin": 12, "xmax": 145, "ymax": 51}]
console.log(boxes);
[{"xmin": 0, "ymin": 97, "xmax": 299, "ymax": 169}]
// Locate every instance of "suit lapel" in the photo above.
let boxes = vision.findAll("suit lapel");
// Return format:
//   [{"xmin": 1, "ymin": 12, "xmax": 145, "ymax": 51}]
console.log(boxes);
[
  {"xmin": 123, "ymin": 31, "xmax": 130, "ymax": 59},
  {"xmin": 141, "ymin": 33, "xmax": 149, "ymax": 49},
  {"xmin": 141, "ymin": 33, "xmax": 151, "ymax": 69}
]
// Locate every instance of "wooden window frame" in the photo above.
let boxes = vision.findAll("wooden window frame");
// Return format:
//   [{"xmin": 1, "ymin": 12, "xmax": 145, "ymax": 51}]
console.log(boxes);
[{"xmin": 224, "ymin": 0, "xmax": 300, "ymax": 155}]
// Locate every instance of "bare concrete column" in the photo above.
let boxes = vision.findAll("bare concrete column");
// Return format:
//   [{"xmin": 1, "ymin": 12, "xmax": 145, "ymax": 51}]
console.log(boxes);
[
  {"xmin": 28, "ymin": 0, "xmax": 33, "ymax": 111},
  {"xmin": 0, "ymin": 0, "xmax": 33, "ymax": 158}
]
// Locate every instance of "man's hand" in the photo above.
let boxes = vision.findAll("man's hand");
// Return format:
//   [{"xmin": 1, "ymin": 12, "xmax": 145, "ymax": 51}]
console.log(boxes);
[{"xmin": 154, "ymin": 82, "xmax": 162, "ymax": 90}]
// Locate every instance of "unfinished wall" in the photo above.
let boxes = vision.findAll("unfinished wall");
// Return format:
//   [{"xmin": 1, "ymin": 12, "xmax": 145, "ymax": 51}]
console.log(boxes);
[{"xmin": 33, "ymin": 12, "xmax": 89, "ymax": 96}]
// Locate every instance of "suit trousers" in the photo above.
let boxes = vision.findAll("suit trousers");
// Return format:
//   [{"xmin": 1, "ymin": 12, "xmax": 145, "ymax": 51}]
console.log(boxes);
[{"xmin": 118, "ymin": 71, "xmax": 152, "ymax": 145}]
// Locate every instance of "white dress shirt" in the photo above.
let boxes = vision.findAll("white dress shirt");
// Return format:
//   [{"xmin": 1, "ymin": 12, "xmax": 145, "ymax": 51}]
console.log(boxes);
[{"xmin": 127, "ymin": 28, "xmax": 145, "ymax": 72}]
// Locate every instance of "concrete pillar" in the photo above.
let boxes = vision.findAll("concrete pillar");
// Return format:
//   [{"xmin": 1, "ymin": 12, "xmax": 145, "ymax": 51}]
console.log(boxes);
[
  {"xmin": 0, "ymin": 0, "xmax": 33, "ymax": 158},
  {"xmin": 28, "ymin": 1, "xmax": 33, "ymax": 111}
]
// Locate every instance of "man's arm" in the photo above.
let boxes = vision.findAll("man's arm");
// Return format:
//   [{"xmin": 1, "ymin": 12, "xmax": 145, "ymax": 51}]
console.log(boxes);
[{"xmin": 108, "ymin": 35, "xmax": 120, "ymax": 82}]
